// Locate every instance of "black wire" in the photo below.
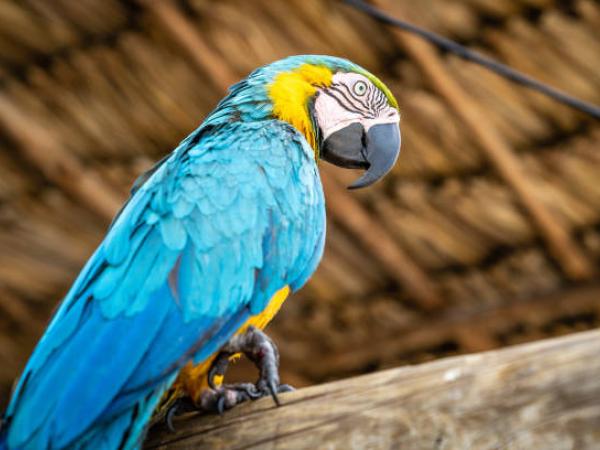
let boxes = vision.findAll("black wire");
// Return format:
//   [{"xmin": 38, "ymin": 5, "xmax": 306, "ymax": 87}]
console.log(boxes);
[{"xmin": 344, "ymin": 0, "xmax": 600, "ymax": 120}]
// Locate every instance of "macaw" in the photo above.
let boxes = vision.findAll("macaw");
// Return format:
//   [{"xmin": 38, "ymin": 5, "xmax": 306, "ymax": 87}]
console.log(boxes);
[{"xmin": 0, "ymin": 55, "xmax": 400, "ymax": 450}]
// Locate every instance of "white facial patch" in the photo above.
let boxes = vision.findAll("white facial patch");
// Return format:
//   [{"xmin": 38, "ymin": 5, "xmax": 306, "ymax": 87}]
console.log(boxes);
[{"xmin": 314, "ymin": 72, "xmax": 399, "ymax": 140}]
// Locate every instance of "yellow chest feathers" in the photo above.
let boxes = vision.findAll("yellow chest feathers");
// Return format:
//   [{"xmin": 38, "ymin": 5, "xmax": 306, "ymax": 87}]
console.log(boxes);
[{"xmin": 268, "ymin": 64, "xmax": 332, "ymax": 152}]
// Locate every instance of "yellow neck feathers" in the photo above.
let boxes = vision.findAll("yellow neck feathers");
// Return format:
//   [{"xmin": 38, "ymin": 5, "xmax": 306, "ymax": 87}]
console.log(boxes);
[{"xmin": 268, "ymin": 64, "xmax": 333, "ymax": 153}]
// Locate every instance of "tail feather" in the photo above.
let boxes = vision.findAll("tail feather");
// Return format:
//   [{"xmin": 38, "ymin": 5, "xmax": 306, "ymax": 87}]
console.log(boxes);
[
  {"xmin": 69, "ymin": 380, "xmax": 171, "ymax": 450},
  {"xmin": 1, "ymin": 417, "xmax": 7, "ymax": 450},
  {"xmin": 76, "ymin": 409, "xmax": 139, "ymax": 450},
  {"xmin": 0, "ymin": 382, "xmax": 170, "ymax": 450}
]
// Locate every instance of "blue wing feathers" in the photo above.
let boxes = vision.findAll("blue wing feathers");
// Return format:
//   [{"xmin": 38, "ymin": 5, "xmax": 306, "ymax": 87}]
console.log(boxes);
[
  {"xmin": 53, "ymin": 301, "xmax": 172, "ymax": 446},
  {"xmin": 3, "ymin": 120, "xmax": 325, "ymax": 449}
]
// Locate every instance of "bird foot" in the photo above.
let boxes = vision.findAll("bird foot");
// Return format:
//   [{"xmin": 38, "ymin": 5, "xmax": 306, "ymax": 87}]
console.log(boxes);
[
  {"xmin": 165, "ymin": 326, "xmax": 293, "ymax": 430},
  {"xmin": 208, "ymin": 325, "xmax": 294, "ymax": 407}
]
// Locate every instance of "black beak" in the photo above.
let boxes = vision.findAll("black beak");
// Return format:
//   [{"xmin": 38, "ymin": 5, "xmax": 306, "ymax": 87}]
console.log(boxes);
[{"xmin": 321, "ymin": 122, "xmax": 401, "ymax": 189}]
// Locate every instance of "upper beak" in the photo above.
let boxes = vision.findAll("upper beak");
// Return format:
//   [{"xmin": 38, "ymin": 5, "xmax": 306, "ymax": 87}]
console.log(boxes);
[{"xmin": 321, "ymin": 122, "xmax": 401, "ymax": 189}]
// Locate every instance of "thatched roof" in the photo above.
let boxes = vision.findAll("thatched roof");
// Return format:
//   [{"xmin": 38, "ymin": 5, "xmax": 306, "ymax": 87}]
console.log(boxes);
[{"xmin": 1, "ymin": 0, "xmax": 599, "ymax": 404}]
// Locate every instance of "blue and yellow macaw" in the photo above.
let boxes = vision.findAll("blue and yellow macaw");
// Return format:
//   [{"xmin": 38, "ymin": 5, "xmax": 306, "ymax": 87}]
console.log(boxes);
[{"xmin": 0, "ymin": 55, "xmax": 400, "ymax": 450}]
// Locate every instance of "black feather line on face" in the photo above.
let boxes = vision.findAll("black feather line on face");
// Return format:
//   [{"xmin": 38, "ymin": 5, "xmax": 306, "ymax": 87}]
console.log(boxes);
[
  {"xmin": 365, "ymin": 84, "xmax": 378, "ymax": 116},
  {"xmin": 373, "ymin": 90, "xmax": 387, "ymax": 112},
  {"xmin": 323, "ymin": 80, "xmax": 388, "ymax": 119},
  {"xmin": 326, "ymin": 85, "xmax": 365, "ymax": 115},
  {"xmin": 338, "ymin": 83, "xmax": 371, "ymax": 112}
]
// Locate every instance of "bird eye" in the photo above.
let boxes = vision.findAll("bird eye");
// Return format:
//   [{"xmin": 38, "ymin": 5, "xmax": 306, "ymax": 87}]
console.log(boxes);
[{"xmin": 353, "ymin": 81, "xmax": 367, "ymax": 96}]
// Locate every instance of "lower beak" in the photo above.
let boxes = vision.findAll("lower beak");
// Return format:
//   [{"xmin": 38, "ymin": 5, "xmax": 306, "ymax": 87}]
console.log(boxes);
[{"xmin": 321, "ymin": 122, "xmax": 401, "ymax": 189}]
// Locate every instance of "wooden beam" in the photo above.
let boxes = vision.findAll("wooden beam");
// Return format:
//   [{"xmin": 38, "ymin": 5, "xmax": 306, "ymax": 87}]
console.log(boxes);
[
  {"xmin": 146, "ymin": 329, "xmax": 600, "ymax": 449},
  {"xmin": 372, "ymin": 0, "xmax": 595, "ymax": 281}
]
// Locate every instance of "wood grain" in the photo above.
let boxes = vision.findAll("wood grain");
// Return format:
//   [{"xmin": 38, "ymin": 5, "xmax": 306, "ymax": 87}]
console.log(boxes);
[{"xmin": 146, "ymin": 329, "xmax": 600, "ymax": 449}]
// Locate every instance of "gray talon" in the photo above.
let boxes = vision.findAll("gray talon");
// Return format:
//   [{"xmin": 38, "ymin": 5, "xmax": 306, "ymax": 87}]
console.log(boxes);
[
  {"xmin": 166, "ymin": 408, "xmax": 176, "ymax": 433},
  {"xmin": 164, "ymin": 396, "xmax": 196, "ymax": 432},
  {"xmin": 266, "ymin": 380, "xmax": 280, "ymax": 406}
]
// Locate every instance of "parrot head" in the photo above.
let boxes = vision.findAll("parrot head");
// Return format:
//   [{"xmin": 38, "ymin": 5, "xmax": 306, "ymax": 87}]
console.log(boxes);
[
  {"xmin": 315, "ymin": 68, "xmax": 401, "ymax": 189},
  {"xmin": 208, "ymin": 55, "xmax": 401, "ymax": 189}
]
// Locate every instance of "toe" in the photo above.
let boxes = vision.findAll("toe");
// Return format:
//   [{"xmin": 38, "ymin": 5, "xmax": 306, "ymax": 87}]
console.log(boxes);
[
  {"xmin": 208, "ymin": 352, "xmax": 230, "ymax": 390},
  {"xmin": 216, "ymin": 395, "xmax": 227, "ymax": 415},
  {"xmin": 278, "ymin": 384, "xmax": 295, "ymax": 393}
]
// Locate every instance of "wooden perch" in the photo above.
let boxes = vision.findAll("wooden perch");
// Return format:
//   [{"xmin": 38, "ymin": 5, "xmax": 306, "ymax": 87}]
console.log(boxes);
[{"xmin": 146, "ymin": 329, "xmax": 600, "ymax": 449}]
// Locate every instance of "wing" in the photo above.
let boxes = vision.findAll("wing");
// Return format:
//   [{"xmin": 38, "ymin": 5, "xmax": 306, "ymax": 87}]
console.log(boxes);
[{"xmin": 3, "ymin": 121, "xmax": 325, "ymax": 449}]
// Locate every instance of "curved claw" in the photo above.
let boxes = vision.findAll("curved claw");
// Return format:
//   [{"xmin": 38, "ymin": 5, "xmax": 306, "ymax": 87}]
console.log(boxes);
[
  {"xmin": 164, "ymin": 396, "xmax": 196, "ymax": 432},
  {"xmin": 166, "ymin": 406, "xmax": 177, "ymax": 433},
  {"xmin": 267, "ymin": 380, "xmax": 281, "ymax": 407}
]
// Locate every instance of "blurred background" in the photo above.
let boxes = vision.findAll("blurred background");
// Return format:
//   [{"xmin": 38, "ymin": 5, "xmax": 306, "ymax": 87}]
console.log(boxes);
[{"xmin": 1, "ymin": 0, "xmax": 600, "ymax": 408}]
